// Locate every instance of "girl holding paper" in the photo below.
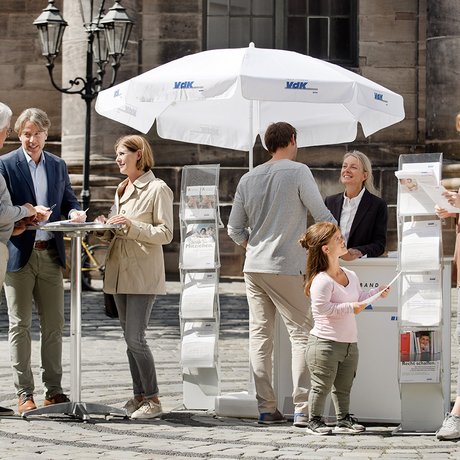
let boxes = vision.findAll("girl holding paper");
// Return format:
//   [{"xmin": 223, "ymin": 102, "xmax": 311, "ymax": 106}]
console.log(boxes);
[{"xmin": 299, "ymin": 222, "xmax": 389, "ymax": 435}]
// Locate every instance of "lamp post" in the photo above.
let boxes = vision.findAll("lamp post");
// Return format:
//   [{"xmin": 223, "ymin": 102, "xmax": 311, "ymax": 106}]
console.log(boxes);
[{"xmin": 33, "ymin": 0, "xmax": 134, "ymax": 210}]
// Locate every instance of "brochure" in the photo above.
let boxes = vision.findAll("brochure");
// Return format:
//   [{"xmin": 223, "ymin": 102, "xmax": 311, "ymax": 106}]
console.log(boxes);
[
  {"xmin": 181, "ymin": 223, "xmax": 217, "ymax": 269},
  {"xmin": 395, "ymin": 162, "xmax": 440, "ymax": 215},
  {"xmin": 399, "ymin": 330, "xmax": 440, "ymax": 382},
  {"xmin": 183, "ymin": 185, "xmax": 217, "ymax": 220},
  {"xmin": 180, "ymin": 272, "xmax": 217, "ymax": 319},
  {"xmin": 362, "ymin": 271, "xmax": 401, "ymax": 306},
  {"xmin": 400, "ymin": 220, "xmax": 441, "ymax": 271}
]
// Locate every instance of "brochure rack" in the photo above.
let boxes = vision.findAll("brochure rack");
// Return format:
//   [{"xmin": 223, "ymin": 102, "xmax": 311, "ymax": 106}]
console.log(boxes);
[
  {"xmin": 395, "ymin": 153, "xmax": 451, "ymax": 433},
  {"xmin": 179, "ymin": 165, "xmax": 221, "ymax": 409}
]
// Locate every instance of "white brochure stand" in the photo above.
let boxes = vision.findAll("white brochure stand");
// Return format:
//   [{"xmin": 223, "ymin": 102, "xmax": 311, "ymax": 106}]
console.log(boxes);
[
  {"xmin": 179, "ymin": 165, "xmax": 221, "ymax": 410},
  {"xmin": 394, "ymin": 153, "xmax": 450, "ymax": 434}
]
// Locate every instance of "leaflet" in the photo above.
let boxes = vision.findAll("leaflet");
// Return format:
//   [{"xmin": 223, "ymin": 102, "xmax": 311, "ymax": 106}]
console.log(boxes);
[{"xmin": 363, "ymin": 271, "xmax": 400, "ymax": 306}]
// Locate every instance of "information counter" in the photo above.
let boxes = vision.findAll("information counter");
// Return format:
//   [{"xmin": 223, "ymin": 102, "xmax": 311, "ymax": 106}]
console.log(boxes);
[{"xmin": 274, "ymin": 256, "xmax": 451, "ymax": 423}]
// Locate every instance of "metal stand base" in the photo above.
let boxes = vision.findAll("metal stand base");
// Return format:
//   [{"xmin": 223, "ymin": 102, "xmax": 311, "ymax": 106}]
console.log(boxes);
[
  {"xmin": 23, "ymin": 402, "xmax": 127, "ymax": 421},
  {"xmin": 392, "ymin": 424, "xmax": 436, "ymax": 436}
]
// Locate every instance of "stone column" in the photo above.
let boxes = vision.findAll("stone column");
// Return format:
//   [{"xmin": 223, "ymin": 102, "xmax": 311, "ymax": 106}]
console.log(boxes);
[
  {"xmin": 426, "ymin": 0, "xmax": 460, "ymax": 158},
  {"xmin": 60, "ymin": 0, "xmax": 140, "ymax": 209}
]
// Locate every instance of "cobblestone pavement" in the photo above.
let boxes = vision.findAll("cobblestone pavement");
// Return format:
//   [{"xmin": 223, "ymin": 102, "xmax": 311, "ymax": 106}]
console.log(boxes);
[{"xmin": 0, "ymin": 280, "xmax": 459, "ymax": 459}]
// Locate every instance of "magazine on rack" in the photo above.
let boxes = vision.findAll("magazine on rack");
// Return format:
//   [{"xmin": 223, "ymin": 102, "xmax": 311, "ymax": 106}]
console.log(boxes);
[
  {"xmin": 399, "ymin": 330, "xmax": 440, "ymax": 383},
  {"xmin": 400, "ymin": 273, "xmax": 442, "ymax": 326},
  {"xmin": 180, "ymin": 272, "xmax": 217, "ymax": 319},
  {"xmin": 183, "ymin": 185, "xmax": 217, "ymax": 220},
  {"xmin": 180, "ymin": 321, "xmax": 217, "ymax": 368},
  {"xmin": 182, "ymin": 223, "xmax": 217, "ymax": 269},
  {"xmin": 395, "ymin": 162, "xmax": 440, "ymax": 215},
  {"xmin": 400, "ymin": 220, "xmax": 441, "ymax": 271}
]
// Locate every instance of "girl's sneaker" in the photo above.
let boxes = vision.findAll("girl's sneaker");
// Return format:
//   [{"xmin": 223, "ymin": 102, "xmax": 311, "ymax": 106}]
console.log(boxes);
[
  {"xmin": 334, "ymin": 414, "xmax": 365, "ymax": 433},
  {"xmin": 305, "ymin": 417, "xmax": 332, "ymax": 435}
]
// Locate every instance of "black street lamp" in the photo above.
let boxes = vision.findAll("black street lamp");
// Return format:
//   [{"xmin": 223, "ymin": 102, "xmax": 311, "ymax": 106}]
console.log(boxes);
[{"xmin": 33, "ymin": 0, "xmax": 134, "ymax": 210}]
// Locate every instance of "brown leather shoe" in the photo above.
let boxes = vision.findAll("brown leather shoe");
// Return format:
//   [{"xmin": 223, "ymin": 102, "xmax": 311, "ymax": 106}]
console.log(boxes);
[
  {"xmin": 44, "ymin": 393, "xmax": 70, "ymax": 406},
  {"xmin": 18, "ymin": 394, "xmax": 36, "ymax": 414}
]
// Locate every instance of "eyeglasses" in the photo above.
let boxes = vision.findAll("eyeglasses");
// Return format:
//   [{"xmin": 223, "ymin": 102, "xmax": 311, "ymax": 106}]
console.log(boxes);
[{"xmin": 3, "ymin": 127, "xmax": 12, "ymax": 137}]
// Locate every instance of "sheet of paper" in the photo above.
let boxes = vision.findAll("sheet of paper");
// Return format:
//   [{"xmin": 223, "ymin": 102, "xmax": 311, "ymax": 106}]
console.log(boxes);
[
  {"xmin": 395, "ymin": 162, "xmax": 441, "ymax": 216},
  {"xmin": 419, "ymin": 183, "xmax": 460, "ymax": 213},
  {"xmin": 180, "ymin": 272, "xmax": 217, "ymax": 319},
  {"xmin": 181, "ymin": 321, "xmax": 217, "ymax": 368},
  {"xmin": 400, "ymin": 220, "xmax": 441, "ymax": 271},
  {"xmin": 400, "ymin": 273, "xmax": 442, "ymax": 326},
  {"xmin": 363, "ymin": 271, "xmax": 401, "ymax": 306}
]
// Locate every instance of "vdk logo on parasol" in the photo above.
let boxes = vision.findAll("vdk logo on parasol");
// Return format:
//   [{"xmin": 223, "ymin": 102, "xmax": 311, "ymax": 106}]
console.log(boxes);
[
  {"xmin": 285, "ymin": 80, "xmax": 309, "ymax": 90},
  {"xmin": 174, "ymin": 81, "xmax": 194, "ymax": 89},
  {"xmin": 374, "ymin": 92, "xmax": 388, "ymax": 103}
]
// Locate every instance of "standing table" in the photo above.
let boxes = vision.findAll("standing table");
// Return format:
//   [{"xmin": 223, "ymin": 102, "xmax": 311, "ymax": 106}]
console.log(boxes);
[{"xmin": 24, "ymin": 222, "xmax": 126, "ymax": 421}]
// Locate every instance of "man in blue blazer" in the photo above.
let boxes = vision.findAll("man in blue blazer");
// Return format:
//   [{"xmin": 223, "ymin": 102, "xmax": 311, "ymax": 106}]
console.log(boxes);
[{"xmin": 0, "ymin": 108, "xmax": 86, "ymax": 414}]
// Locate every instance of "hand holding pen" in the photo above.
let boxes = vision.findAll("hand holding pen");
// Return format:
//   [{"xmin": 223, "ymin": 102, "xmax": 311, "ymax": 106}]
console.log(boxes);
[{"xmin": 70, "ymin": 207, "xmax": 89, "ymax": 223}]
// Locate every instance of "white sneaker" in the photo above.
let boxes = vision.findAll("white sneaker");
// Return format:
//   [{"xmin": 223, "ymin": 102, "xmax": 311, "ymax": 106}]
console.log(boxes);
[
  {"xmin": 131, "ymin": 400, "xmax": 163, "ymax": 419},
  {"xmin": 436, "ymin": 413, "xmax": 460, "ymax": 440},
  {"xmin": 123, "ymin": 398, "xmax": 142, "ymax": 416}
]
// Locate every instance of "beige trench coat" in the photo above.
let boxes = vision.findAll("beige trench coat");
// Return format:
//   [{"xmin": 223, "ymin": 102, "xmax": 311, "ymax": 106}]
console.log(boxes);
[{"xmin": 103, "ymin": 170, "xmax": 173, "ymax": 295}]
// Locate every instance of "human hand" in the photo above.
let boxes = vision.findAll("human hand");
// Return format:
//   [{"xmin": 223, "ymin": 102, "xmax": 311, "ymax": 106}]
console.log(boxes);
[
  {"xmin": 435, "ymin": 205, "xmax": 454, "ymax": 219},
  {"xmin": 379, "ymin": 285, "xmax": 390, "ymax": 298},
  {"xmin": 353, "ymin": 302, "xmax": 367, "ymax": 314},
  {"xmin": 107, "ymin": 214, "xmax": 131, "ymax": 227},
  {"xmin": 34, "ymin": 205, "xmax": 52, "ymax": 222},
  {"xmin": 94, "ymin": 215, "xmax": 107, "ymax": 224},
  {"xmin": 341, "ymin": 248, "xmax": 363, "ymax": 261},
  {"xmin": 12, "ymin": 219, "xmax": 27, "ymax": 236},
  {"xmin": 70, "ymin": 210, "xmax": 87, "ymax": 223},
  {"xmin": 22, "ymin": 203, "xmax": 37, "ymax": 217},
  {"xmin": 442, "ymin": 190, "xmax": 460, "ymax": 208}
]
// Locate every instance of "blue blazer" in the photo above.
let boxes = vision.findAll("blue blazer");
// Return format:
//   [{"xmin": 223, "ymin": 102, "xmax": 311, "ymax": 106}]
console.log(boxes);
[
  {"xmin": 325, "ymin": 189, "xmax": 388, "ymax": 258},
  {"xmin": 0, "ymin": 147, "xmax": 81, "ymax": 271}
]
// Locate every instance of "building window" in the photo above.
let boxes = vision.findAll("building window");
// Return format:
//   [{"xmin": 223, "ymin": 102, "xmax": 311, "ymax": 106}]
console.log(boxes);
[
  {"xmin": 205, "ymin": 0, "xmax": 357, "ymax": 67},
  {"xmin": 286, "ymin": 0, "xmax": 357, "ymax": 66},
  {"xmin": 206, "ymin": 0, "xmax": 275, "ymax": 49}
]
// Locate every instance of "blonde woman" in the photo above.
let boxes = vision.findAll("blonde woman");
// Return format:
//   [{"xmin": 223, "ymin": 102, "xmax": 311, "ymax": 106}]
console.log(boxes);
[
  {"xmin": 96, "ymin": 135, "xmax": 173, "ymax": 419},
  {"xmin": 325, "ymin": 151, "xmax": 387, "ymax": 260}
]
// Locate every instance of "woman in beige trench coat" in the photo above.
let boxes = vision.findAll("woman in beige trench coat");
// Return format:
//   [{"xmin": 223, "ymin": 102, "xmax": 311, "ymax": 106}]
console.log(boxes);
[{"xmin": 96, "ymin": 134, "xmax": 173, "ymax": 419}]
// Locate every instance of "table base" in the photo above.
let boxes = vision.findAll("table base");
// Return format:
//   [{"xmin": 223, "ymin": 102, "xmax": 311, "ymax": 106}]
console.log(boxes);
[{"xmin": 23, "ymin": 402, "xmax": 127, "ymax": 421}]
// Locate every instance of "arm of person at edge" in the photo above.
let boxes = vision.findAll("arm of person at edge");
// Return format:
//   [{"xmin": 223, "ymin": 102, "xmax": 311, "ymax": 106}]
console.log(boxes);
[
  {"xmin": 436, "ymin": 188, "xmax": 460, "ymax": 219},
  {"xmin": 227, "ymin": 186, "xmax": 250, "ymax": 249}
]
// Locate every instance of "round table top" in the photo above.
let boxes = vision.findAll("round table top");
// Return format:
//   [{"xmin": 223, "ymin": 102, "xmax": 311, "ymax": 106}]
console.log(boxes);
[{"xmin": 35, "ymin": 222, "xmax": 123, "ymax": 233}]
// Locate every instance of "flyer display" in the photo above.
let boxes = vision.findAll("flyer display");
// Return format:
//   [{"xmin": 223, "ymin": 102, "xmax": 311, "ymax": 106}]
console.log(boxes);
[
  {"xmin": 395, "ymin": 152, "xmax": 448, "ymax": 433},
  {"xmin": 179, "ymin": 165, "xmax": 221, "ymax": 410}
]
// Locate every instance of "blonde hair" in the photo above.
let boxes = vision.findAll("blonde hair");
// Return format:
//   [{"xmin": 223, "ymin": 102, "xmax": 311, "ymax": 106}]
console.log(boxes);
[
  {"xmin": 114, "ymin": 135, "xmax": 154, "ymax": 172},
  {"xmin": 343, "ymin": 151, "xmax": 379, "ymax": 195},
  {"xmin": 299, "ymin": 222, "xmax": 339, "ymax": 297},
  {"xmin": 15, "ymin": 108, "xmax": 51, "ymax": 134}
]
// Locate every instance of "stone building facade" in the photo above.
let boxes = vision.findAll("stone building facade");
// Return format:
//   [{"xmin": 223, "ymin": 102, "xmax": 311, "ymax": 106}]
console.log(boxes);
[{"xmin": 0, "ymin": 0, "xmax": 459, "ymax": 276}]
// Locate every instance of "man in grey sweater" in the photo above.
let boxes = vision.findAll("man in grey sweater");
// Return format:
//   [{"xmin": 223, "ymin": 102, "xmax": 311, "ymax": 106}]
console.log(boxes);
[
  {"xmin": 228, "ymin": 122, "xmax": 336, "ymax": 426},
  {"xmin": 0, "ymin": 102, "xmax": 42, "ymax": 416}
]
